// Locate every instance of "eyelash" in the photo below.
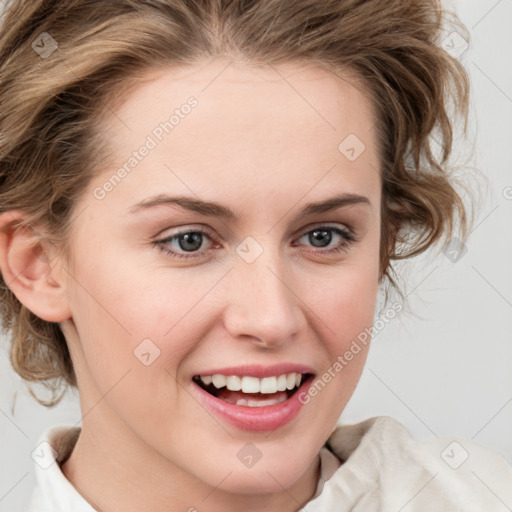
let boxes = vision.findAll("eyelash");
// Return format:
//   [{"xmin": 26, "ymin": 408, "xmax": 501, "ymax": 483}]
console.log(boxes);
[{"xmin": 153, "ymin": 224, "xmax": 358, "ymax": 260}]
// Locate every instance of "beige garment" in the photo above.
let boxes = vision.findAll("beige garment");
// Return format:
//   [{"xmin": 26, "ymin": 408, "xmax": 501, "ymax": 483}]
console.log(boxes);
[
  {"xmin": 305, "ymin": 416, "xmax": 512, "ymax": 511},
  {"xmin": 28, "ymin": 416, "xmax": 512, "ymax": 511}
]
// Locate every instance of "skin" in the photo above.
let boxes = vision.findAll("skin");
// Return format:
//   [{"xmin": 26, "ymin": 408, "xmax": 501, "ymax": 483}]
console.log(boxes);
[{"xmin": 0, "ymin": 57, "xmax": 382, "ymax": 511}]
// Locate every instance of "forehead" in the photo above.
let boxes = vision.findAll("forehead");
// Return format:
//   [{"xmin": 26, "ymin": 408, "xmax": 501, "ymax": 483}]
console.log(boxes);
[
  {"xmin": 109, "ymin": 58, "xmax": 376, "ymax": 131},
  {"xmin": 94, "ymin": 58, "xmax": 381, "ymax": 206}
]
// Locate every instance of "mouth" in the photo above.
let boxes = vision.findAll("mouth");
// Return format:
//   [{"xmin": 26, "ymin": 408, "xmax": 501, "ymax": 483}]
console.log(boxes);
[{"xmin": 192, "ymin": 371, "xmax": 314, "ymax": 408}]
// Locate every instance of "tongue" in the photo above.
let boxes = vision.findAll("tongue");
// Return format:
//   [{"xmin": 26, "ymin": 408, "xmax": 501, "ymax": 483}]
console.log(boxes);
[{"xmin": 217, "ymin": 388, "xmax": 288, "ymax": 406}]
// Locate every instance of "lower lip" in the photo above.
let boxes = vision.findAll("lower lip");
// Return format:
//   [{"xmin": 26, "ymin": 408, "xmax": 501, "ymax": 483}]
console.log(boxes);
[{"xmin": 192, "ymin": 376, "xmax": 314, "ymax": 432}]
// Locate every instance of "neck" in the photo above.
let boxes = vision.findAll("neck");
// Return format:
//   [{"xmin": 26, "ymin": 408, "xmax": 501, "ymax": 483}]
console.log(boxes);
[{"xmin": 61, "ymin": 403, "xmax": 321, "ymax": 512}]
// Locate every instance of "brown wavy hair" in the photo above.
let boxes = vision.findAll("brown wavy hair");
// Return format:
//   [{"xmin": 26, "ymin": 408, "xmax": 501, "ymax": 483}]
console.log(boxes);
[{"xmin": 0, "ymin": 0, "xmax": 472, "ymax": 406}]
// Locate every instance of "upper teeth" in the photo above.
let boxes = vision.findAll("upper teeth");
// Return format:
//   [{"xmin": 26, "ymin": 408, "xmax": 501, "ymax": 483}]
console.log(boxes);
[{"xmin": 199, "ymin": 373, "xmax": 303, "ymax": 394}]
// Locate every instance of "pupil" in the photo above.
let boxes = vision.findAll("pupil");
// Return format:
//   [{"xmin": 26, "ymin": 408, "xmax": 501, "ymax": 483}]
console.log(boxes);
[
  {"xmin": 310, "ymin": 229, "xmax": 331, "ymax": 247},
  {"xmin": 179, "ymin": 232, "xmax": 203, "ymax": 251}
]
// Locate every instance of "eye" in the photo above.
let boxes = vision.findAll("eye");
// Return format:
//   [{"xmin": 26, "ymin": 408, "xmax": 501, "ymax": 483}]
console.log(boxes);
[
  {"xmin": 153, "ymin": 223, "xmax": 357, "ymax": 261},
  {"xmin": 154, "ymin": 227, "xmax": 217, "ymax": 260},
  {"xmin": 294, "ymin": 224, "xmax": 357, "ymax": 255}
]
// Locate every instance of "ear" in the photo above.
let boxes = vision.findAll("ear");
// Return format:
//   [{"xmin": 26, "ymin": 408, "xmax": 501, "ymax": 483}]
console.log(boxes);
[{"xmin": 0, "ymin": 211, "xmax": 72, "ymax": 322}]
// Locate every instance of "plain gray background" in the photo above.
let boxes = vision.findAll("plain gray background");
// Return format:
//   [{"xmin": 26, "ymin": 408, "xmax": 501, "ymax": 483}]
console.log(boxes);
[{"xmin": 1, "ymin": 0, "xmax": 511, "ymax": 510}]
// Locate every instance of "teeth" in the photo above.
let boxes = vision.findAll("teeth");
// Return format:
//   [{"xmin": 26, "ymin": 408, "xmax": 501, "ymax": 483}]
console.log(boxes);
[
  {"xmin": 237, "ymin": 395, "xmax": 288, "ymax": 407},
  {"xmin": 286, "ymin": 373, "xmax": 296, "ymax": 390},
  {"xmin": 198, "ymin": 372, "xmax": 305, "ymax": 393},
  {"xmin": 211, "ymin": 374, "xmax": 226, "ymax": 388},
  {"xmin": 226, "ymin": 375, "xmax": 242, "ymax": 391},
  {"xmin": 276, "ymin": 374, "xmax": 287, "ymax": 391},
  {"xmin": 201, "ymin": 375, "xmax": 212, "ymax": 385},
  {"xmin": 241, "ymin": 376, "xmax": 260, "ymax": 393},
  {"xmin": 222, "ymin": 395, "xmax": 289, "ymax": 407},
  {"xmin": 260, "ymin": 376, "xmax": 278, "ymax": 394}
]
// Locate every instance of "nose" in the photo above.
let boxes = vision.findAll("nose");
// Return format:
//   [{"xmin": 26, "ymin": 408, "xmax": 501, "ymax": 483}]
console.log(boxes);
[{"xmin": 222, "ymin": 246, "xmax": 306, "ymax": 349}]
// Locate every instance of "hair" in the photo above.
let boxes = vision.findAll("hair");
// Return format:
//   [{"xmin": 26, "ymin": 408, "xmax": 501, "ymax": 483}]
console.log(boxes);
[{"xmin": 0, "ymin": 0, "xmax": 473, "ymax": 406}]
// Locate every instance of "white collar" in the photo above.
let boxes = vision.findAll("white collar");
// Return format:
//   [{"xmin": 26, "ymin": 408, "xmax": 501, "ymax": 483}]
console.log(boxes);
[{"xmin": 29, "ymin": 416, "xmax": 512, "ymax": 512}]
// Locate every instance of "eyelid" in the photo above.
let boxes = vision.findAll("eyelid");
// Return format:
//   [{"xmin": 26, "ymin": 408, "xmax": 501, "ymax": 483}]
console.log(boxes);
[
  {"xmin": 287, "ymin": 221, "xmax": 358, "ymax": 254},
  {"xmin": 293, "ymin": 221, "xmax": 355, "ymax": 239},
  {"xmin": 156, "ymin": 221, "xmax": 355, "ymax": 245},
  {"xmin": 153, "ymin": 221, "xmax": 358, "ymax": 261},
  {"xmin": 158, "ymin": 225, "xmax": 219, "ymax": 246}
]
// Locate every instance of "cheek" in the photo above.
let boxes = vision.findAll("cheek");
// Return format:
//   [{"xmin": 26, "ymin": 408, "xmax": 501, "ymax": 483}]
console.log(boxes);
[
  {"xmin": 67, "ymin": 249, "xmax": 218, "ymax": 394},
  {"xmin": 65, "ymin": 253, "xmax": 165, "ymax": 389},
  {"xmin": 303, "ymin": 249, "xmax": 379, "ymax": 396},
  {"xmin": 294, "ymin": 268, "xmax": 377, "ymax": 449},
  {"xmin": 309, "ymin": 260, "xmax": 379, "ymax": 341}
]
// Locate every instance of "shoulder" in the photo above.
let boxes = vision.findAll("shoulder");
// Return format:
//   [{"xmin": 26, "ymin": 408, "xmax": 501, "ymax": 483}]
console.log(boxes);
[{"xmin": 306, "ymin": 416, "xmax": 512, "ymax": 512}]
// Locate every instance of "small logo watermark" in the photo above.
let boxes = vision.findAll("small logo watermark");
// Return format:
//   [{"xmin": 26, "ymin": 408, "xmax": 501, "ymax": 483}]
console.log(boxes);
[
  {"xmin": 443, "ymin": 237, "xmax": 468, "ymax": 263},
  {"xmin": 236, "ymin": 236, "xmax": 264, "ymax": 264},
  {"xmin": 236, "ymin": 443, "xmax": 262, "ymax": 468},
  {"xmin": 441, "ymin": 441, "xmax": 469, "ymax": 469},
  {"xmin": 31, "ymin": 32, "xmax": 58, "ymax": 59},
  {"xmin": 442, "ymin": 31, "xmax": 469, "ymax": 59},
  {"xmin": 338, "ymin": 133, "xmax": 366, "ymax": 162},
  {"xmin": 31, "ymin": 441, "xmax": 58, "ymax": 469},
  {"xmin": 134, "ymin": 338, "xmax": 161, "ymax": 366}
]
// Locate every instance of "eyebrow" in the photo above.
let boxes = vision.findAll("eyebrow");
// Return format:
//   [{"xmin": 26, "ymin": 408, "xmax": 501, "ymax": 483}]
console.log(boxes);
[{"xmin": 128, "ymin": 192, "xmax": 371, "ymax": 219}]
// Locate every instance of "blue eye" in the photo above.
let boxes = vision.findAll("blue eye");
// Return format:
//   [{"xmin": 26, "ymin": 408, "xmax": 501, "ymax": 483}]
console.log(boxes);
[
  {"xmin": 295, "ymin": 226, "xmax": 355, "ymax": 252},
  {"xmin": 154, "ymin": 227, "xmax": 215, "ymax": 260},
  {"xmin": 154, "ymin": 224, "xmax": 357, "ymax": 260}
]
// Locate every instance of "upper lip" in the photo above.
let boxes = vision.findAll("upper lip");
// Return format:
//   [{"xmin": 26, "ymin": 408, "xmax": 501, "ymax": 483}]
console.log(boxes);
[{"xmin": 193, "ymin": 363, "xmax": 315, "ymax": 378}]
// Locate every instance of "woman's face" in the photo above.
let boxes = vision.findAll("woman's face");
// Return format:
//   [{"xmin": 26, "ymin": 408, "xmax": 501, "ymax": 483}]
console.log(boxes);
[{"xmin": 59, "ymin": 58, "xmax": 381, "ymax": 495}]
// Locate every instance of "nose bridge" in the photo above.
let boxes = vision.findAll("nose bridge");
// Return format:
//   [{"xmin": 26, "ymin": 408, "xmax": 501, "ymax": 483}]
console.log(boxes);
[{"xmin": 223, "ymin": 241, "xmax": 304, "ymax": 345}]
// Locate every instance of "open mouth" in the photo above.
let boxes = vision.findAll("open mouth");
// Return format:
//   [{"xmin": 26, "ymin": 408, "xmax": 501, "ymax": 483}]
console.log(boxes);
[{"xmin": 192, "ymin": 372, "xmax": 314, "ymax": 407}]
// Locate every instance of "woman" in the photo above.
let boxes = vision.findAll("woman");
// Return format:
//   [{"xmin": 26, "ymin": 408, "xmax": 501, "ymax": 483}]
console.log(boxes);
[{"xmin": 0, "ymin": 0, "xmax": 510, "ymax": 510}]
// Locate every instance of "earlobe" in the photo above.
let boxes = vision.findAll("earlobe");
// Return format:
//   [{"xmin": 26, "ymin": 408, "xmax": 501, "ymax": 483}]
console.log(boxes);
[{"xmin": 0, "ymin": 211, "xmax": 72, "ymax": 323}]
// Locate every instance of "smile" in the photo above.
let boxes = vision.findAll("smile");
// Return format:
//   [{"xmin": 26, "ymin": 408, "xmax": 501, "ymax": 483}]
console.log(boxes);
[
  {"xmin": 191, "ymin": 365, "xmax": 315, "ymax": 431},
  {"xmin": 193, "ymin": 372, "xmax": 309, "ymax": 406}
]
